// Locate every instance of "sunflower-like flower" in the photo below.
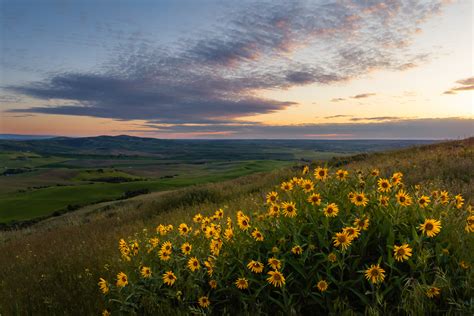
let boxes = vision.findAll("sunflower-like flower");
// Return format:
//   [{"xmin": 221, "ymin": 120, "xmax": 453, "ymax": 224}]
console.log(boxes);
[
  {"xmin": 371, "ymin": 169, "xmax": 380, "ymax": 177},
  {"xmin": 266, "ymin": 191, "xmax": 278, "ymax": 204},
  {"xmin": 314, "ymin": 167, "xmax": 329, "ymax": 181},
  {"xmin": 327, "ymin": 252, "xmax": 337, "ymax": 263},
  {"xmin": 417, "ymin": 195, "xmax": 431, "ymax": 208},
  {"xmin": 237, "ymin": 212, "xmax": 251, "ymax": 231},
  {"xmin": 178, "ymin": 223, "xmax": 191, "ymax": 236},
  {"xmin": 364, "ymin": 264, "xmax": 386, "ymax": 284},
  {"xmin": 378, "ymin": 195, "xmax": 389, "ymax": 207},
  {"xmin": 316, "ymin": 280, "xmax": 328, "ymax": 292},
  {"xmin": 282, "ymin": 201, "xmax": 297, "ymax": 218},
  {"xmin": 267, "ymin": 257, "xmax": 281, "ymax": 270},
  {"xmin": 208, "ymin": 279, "xmax": 217, "ymax": 289},
  {"xmin": 118, "ymin": 238, "xmax": 131, "ymax": 260},
  {"xmin": 161, "ymin": 241, "xmax": 172, "ymax": 253},
  {"xmin": 301, "ymin": 179, "xmax": 314, "ymax": 192},
  {"xmin": 187, "ymin": 257, "xmax": 200, "ymax": 272},
  {"xmin": 393, "ymin": 244, "xmax": 413, "ymax": 262},
  {"xmin": 342, "ymin": 226, "xmax": 361, "ymax": 239},
  {"xmin": 377, "ymin": 178, "xmax": 392, "ymax": 192},
  {"xmin": 268, "ymin": 204, "xmax": 280, "ymax": 217},
  {"xmin": 391, "ymin": 172, "xmax": 403, "ymax": 185},
  {"xmin": 204, "ymin": 260, "xmax": 214, "ymax": 276},
  {"xmin": 140, "ymin": 266, "xmax": 152, "ymax": 278},
  {"xmin": 396, "ymin": 190, "xmax": 412, "ymax": 206},
  {"xmin": 251, "ymin": 228, "xmax": 264, "ymax": 241},
  {"xmin": 419, "ymin": 218, "xmax": 442, "ymax": 237},
  {"xmin": 455, "ymin": 194, "xmax": 464, "ymax": 209},
  {"xmin": 193, "ymin": 213, "xmax": 203, "ymax": 223},
  {"xmin": 116, "ymin": 272, "xmax": 128, "ymax": 287},
  {"xmin": 159, "ymin": 249, "xmax": 171, "ymax": 261},
  {"xmin": 336, "ymin": 169, "xmax": 348, "ymax": 181},
  {"xmin": 426, "ymin": 287, "xmax": 440, "ymax": 298},
  {"xmin": 291, "ymin": 245, "xmax": 303, "ymax": 255},
  {"xmin": 235, "ymin": 277, "xmax": 249, "ymax": 289},
  {"xmin": 198, "ymin": 296, "xmax": 210, "ymax": 308},
  {"xmin": 98, "ymin": 278, "xmax": 109, "ymax": 294},
  {"xmin": 332, "ymin": 232, "xmax": 352, "ymax": 250},
  {"xmin": 307, "ymin": 193, "xmax": 322, "ymax": 206},
  {"xmin": 465, "ymin": 215, "xmax": 474, "ymax": 233},
  {"xmin": 102, "ymin": 310, "xmax": 110, "ymax": 316},
  {"xmin": 280, "ymin": 181, "xmax": 293, "ymax": 191},
  {"xmin": 224, "ymin": 228, "xmax": 234, "ymax": 240},
  {"xmin": 214, "ymin": 208, "xmax": 224, "ymax": 219},
  {"xmin": 247, "ymin": 260, "xmax": 264, "ymax": 273},
  {"xmin": 181, "ymin": 242, "xmax": 192, "ymax": 255},
  {"xmin": 350, "ymin": 192, "xmax": 369, "ymax": 207},
  {"xmin": 210, "ymin": 238, "xmax": 223, "ymax": 256},
  {"xmin": 353, "ymin": 217, "xmax": 370, "ymax": 230},
  {"xmin": 267, "ymin": 270, "xmax": 285, "ymax": 287},
  {"xmin": 439, "ymin": 190, "xmax": 449, "ymax": 204},
  {"xmin": 323, "ymin": 203, "xmax": 339, "ymax": 217},
  {"xmin": 302, "ymin": 165, "xmax": 309, "ymax": 175}
]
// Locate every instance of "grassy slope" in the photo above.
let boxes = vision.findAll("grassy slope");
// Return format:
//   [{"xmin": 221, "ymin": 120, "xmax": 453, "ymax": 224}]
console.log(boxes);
[{"xmin": 0, "ymin": 138, "xmax": 472, "ymax": 315}]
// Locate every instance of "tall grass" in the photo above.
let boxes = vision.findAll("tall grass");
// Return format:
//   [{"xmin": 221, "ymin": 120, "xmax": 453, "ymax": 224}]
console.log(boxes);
[{"xmin": 0, "ymin": 138, "xmax": 472, "ymax": 315}]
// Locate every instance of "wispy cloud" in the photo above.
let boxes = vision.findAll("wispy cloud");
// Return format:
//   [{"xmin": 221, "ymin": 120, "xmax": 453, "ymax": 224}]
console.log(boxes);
[
  {"xmin": 5, "ymin": 0, "xmax": 448, "ymax": 128},
  {"xmin": 443, "ymin": 76, "xmax": 474, "ymax": 95},
  {"xmin": 351, "ymin": 93, "xmax": 376, "ymax": 99}
]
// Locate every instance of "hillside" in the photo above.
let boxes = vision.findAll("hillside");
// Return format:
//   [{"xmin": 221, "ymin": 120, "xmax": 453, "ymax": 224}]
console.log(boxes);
[{"xmin": 0, "ymin": 138, "xmax": 472, "ymax": 315}]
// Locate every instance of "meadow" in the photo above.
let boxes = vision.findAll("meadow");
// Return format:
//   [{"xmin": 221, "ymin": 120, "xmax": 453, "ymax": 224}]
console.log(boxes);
[{"xmin": 0, "ymin": 138, "xmax": 471, "ymax": 315}]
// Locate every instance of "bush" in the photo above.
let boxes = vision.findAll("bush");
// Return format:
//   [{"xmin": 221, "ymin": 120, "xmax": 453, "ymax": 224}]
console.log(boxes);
[{"xmin": 98, "ymin": 166, "xmax": 473, "ymax": 315}]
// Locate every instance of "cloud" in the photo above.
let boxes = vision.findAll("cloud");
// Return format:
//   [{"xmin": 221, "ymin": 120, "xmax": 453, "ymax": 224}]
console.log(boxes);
[
  {"xmin": 351, "ymin": 93, "xmax": 376, "ymax": 99},
  {"xmin": 324, "ymin": 114, "xmax": 353, "ymax": 119},
  {"xmin": 350, "ymin": 116, "xmax": 406, "ymax": 122},
  {"xmin": 443, "ymin": 76, "xmax": 474, "ymax": 95},
  {"xmin": 132, "ymin": 117, "xmax": 474, "ymax": 139},
  {"xmin": 5, "ymin": 0, "xmax": 449, "ymax": 126},
  {"xmin": 330, "ymin": 98, "xmax": 345, "ymax": 102}
]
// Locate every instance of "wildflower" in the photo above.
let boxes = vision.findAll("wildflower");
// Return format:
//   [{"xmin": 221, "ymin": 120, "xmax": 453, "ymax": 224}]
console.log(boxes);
[
  {"xmin": 455, "ymin": 194, "xmax": 464, "ymax": 209},
  {"xmin": 317, "ymin": 280, "xmax": 328, "ymax": 292},
  {"xmin": 371, "ymin": 169, "xmax": 380, "ymax": 176},
  {"xmin": 198, "ymin": 296, "xmax": 210, "ymax": 308},
  {"xmin": 272, "ymin": 246, "xmax": 280, "ymax": 253},
  {"xmin": 419, "ymin": 219, "xmax": 442, "ymax": 237},
  {"xmin": 163, "ymin": 271, "xmax": 176, "ymax": 286},
  {"xmin": 290, "ymin": 177, "xmax": 302, "ymax": 186},
  {"xmin": 281, "ymin": 181, "xmax": 293, "ymax": 191},
  {"xmin": 118, "ymin": 239, "xmax": 131, "ymax": 260},
  {"xmin": 353, "ymin": 217, "xmax": 370, "ymax": 230},
  {"xmin": 215, "ymin": 208, "xmax": 224, "ymax": 218},
  {"xmin": 140, "ymin": 266, "xmax": 152, "ymax": 278},
  {"xmin": 188, "ymin": 257, "xmax": 200, "ymax": 272},
  {"xmin": 131, "ymin": 241, "xmax": 139, "ymax": 256},
  {"xmin": 98, "ymin": 278, "xmax": 109, "ymax": 294},
  {"xmin": 342, "ymin": 226, "xmax": 361, "ymax": 239},
  {"xmin": 379, "ymin": 195, "xmax": 389, "ymax": 207},
  {"xmin": 116, "ymin": 272, "xmax": 128, "ymax": 287},
  {"xmin": 417, "ymin": 195, "xmax": 431, "ymax": 208},
  {"xmin": 333, "ymin": 232, "xmax": 352, "ymax": 251},
  {"xmin": 237, "ymin": 213, "xmax": 251, "ymax": 230},
  {"xmin": 292, "ymin": 245, "xmax": 303, "ymax": 255},
  {"xmin": 224, "ymin": 228, "xmax": 234, "ymax": 240},
  {"xmin": 323, "ymin": 203, "xmax": 339, "ymax": 217},
  {"xmin": 267, "ymin": 257, "xmax": 281, "ymax": 270},
  {"xmin": 267, "ymin": 270, "xmax": 286, "ymax": 287},
  {"xmin": 465, "ymin": 215, "xmax": 474, "ymax": 233},
  {"xmin": 204, "ymin": 260, "xmax": 214, "ymax": 276},
  {"xmin": 157, "ymin": 224, "xmax": 168, "ymax": 235},
  {"xmin": 161, "ymin": 241, "xmax": 172, "ymax": 253},
  {"xmin": 377, "ymin": 178, "xmax": 392, "ymax": 192},
  {"xmin": 301, "ymin": 179, "xmax": 314, "ymax": 192},
  {"xmin": 181, "ymin": 242, "xmax": 192, "ymax": 255},
  {"xmin": 193, "ymin": 213, "xmax": 203, "ymax": 223},
  {"xmin": 158, "ymin": 250, "xmax": 171, "ymax": 261},
  {"xmin": 302, "ymin": 165, "xmax": 309, "ymax": 175},
  {"xmin": 102, "ymin": 310, "xmax": 110, "ymax": 316},
  {"xmin": 268, "ymin": 204, "xmax": 280, "ymax": 217},
  {"xmin": 251, "ymin": 228, "xmax": 264, "ymax": 241},
  {"xmin": 327, "ymin": 252, "xmax": 337, "ymax": 263},
  {"xmin": 364, "ymin": 264, "xmax": 386, "ymax": 284},
  {"xmin": 148, "ymin": 237, "xmax": 160, "ymax": 252},
  {"xmin": 350, "ymin": 192, "xmax": 369, "ymax": 207},
  {"xmin": 282, "ymin": 201, "xmax": 297, "ymax": 218},
  {"xmin": 314, "ymin": 167, "xmax": 329, "ymax": 181},
  {"xmin": 393, "ymin": 244, "xmax": 413, "ymax": 262},
  {"xmin": 336, "ymin": 169, "xmax": 348, "ymax": 180},
  {"xmin": 459, "ymin": 260, "xmax": 470, "ymax": 270},
  {"xmin": 439, "ymin": 190, "xmax": 449, "ymax": 204},
  {"xmin": 210, "ymin": 238, "xmax": 223, "ymax": 256},
  {"xmin": 247, "ymin": 260, "xmax": 264, "ymax": 273},
  {"xmin": 178, "ymin": 223, "xmax": 191, "ymax": 236},
  {"xmin": 391, "ymin": 172, "xmax": 403, "ymax": 185},
  {"xmin": 209, "ymin": 279, "xmax": 217, "ymax": 289},
  {"xmin": 396, "ymin": 190, "xmax": 412, "ymax": 206},
  {"xmin": 266, "ymin": 191, "xmax": 278, "ymax": 204},
  {"xmin": 235, "ymin": 277, "xmax": 249, "ymax": 289},
  {"xmin": 426, "ymin": 287, "xmax": 440, "ymax": 298},
  {"xmin": 307, "ymin": 193, "xmax": 322, "ymax": 206}
]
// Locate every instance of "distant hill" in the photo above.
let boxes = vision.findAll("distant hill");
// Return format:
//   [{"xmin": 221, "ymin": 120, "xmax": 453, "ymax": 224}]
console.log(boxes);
[
  {"xmin": 0, "ymin": 134, "xmax": 56, "ymax": 140},
  {"xmin": 0, "ymin": 135, "xmax": 439, "ymax": 159}
]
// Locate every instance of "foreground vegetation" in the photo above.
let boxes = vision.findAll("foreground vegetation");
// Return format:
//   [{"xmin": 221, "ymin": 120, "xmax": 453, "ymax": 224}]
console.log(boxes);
[{"xmin": 0, "ymin": 138, "xmax": 472, "ymax": 315}]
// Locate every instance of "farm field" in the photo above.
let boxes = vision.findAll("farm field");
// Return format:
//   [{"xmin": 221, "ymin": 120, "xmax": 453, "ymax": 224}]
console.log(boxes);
[
  {"xmin": 0, "ymin": 136, "xmax": 435, "ymax": 224},
  {"xmin": 0, "ymin": 137, "xmax": 471, "ymax": 315}
]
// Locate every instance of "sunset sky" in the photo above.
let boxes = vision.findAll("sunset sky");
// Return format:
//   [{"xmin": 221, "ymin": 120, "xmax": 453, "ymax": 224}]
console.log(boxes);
[{"xmin": 0, "ymin": 0, "xmax": 473, "ymax": 139}]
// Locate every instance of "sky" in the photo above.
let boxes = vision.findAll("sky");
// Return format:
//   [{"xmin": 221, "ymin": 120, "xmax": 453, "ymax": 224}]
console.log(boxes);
[{"xmin": 0, "ymin": 0, "xmax": 473, "ymax": 139}]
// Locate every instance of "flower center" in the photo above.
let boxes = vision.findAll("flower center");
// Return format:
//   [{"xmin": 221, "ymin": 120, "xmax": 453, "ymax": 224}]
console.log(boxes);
[{"xmin": 425, "ymin": 223, "xmax": 434, "ymax": 231}]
